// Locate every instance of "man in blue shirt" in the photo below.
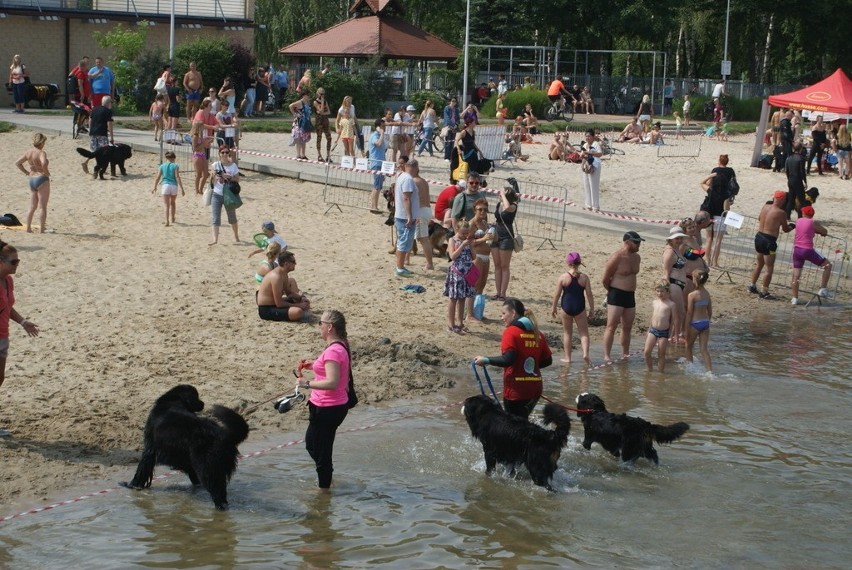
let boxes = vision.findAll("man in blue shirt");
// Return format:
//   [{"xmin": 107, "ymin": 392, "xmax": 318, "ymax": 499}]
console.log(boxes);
[
  {"xmin": 88, "ymin": 56, "xmax": 114, "ymax": 108},
  {"xmin": 442, "ymin": 97, "xmax": 460, "ymax": 161},
  {"xmin": 368, "ymin": 118, "xmax": 389, "ymax": 213},
  {"xmin": 273, "ymin": 64, "xmax": 289, "ymax": 108}
]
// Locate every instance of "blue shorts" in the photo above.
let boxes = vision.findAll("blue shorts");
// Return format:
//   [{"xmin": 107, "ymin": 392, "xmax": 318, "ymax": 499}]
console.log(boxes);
[{"xmin": 394, "ymin": 217, "xmax": 416, "ymax": 253}]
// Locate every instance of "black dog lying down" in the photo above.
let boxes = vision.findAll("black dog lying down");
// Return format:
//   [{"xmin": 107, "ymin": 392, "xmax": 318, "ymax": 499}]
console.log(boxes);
[
  {"xmin": 120, "ymin": 384, "xmax": 249, "ymax": 510},
  {"xmin": 76, "ymin": 143, "xmax": 132, "ymax": 179},
  {"xmin": 575, "ymin": 393, "xmax": 689, "ymax": 464},
  {"xmin": 462, "ymin": 394, "xmax": 570, "ymax": 490}
]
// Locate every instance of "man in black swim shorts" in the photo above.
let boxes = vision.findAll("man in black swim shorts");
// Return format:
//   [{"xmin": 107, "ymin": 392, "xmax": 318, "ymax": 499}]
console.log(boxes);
[
  {"xmin": 748, "ymin": 190, "xmax": 794, "ymax": 299},
  {"xmin": 601, "ymin": 231, "xmax": 644, "ymax": 362}
]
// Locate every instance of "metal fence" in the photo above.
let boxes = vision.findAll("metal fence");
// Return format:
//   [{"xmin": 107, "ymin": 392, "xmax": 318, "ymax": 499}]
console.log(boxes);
[
  {"xmin": 711, "ymin": 212, "xmax": 848, "ymax": 304},
  {"xmin": 656, "ymin": 133, "xmax": 703, "ymax": 161}
]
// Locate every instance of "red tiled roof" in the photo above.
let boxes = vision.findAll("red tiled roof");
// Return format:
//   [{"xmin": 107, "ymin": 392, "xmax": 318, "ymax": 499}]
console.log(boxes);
[{"xmin": 278, "ymin": 15, "xmax": 459, "ymax": 60}]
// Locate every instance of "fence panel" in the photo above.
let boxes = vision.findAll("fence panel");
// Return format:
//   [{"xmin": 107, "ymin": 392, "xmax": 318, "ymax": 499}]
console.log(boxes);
[
  {"xmin": 656, "ymin": 133, "xmax": 703, "ymax": 161},
  {"xmin": 481, "ymin": 175, "xmax": 567, "ymax": 248},
  {"xmin": 475, "ymin": 125, "xmax": 508, "ymax": 162},
  {"xmin": 713, "ymin": 212, "xmax": 848, "ymax": 303}
]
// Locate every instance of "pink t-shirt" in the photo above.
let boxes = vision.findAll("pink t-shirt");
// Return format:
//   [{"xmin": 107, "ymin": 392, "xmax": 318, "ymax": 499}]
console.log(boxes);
[
  {"xmin": 794, "ymin": 218, "xmax": 815, "ymax": 249},
  {"xmin": 309, "ymin": 342, "xmax": 350, "ymax": 407},
  {"xmin": 0, "ymin": 275, "xmax": 15, "ymax": 339}
]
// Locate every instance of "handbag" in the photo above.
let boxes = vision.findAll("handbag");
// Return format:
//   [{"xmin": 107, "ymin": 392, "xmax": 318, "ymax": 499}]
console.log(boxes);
[
  {"xmin": 512, "ymin": 232, "xmax": 524, "ymax": 253},
  {"xmin": 452, "ymin": 150, "xmax": 469, "ymax": 181},
  {"xmin": 452, "ymin": 263, "xmax": 480, "ymax": 287},
  {"xmin": 225, "ymin": 180, "xmax": 241, "ymax": 195},
  {"xmin": 581, "ymin": 159, "xmax": 596, "ymax": 174},
  {"xmin": 223, "ymin": 186, "xmax": 242, "ymax": 208},
  {"xmin": 153, "ymin": 76, "xmax": 166, "ymax": 92},
  {"xmin": 330, "ymin": 341, "xmax": 358, "ymax": 409},
  {"xmin": 202, "ymin": 186, "xmax": 213, "ymax": 207}
]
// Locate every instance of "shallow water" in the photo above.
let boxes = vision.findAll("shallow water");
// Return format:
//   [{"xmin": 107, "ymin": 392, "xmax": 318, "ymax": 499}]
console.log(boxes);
[{"xmin": 1, "ymin": 309, "xmax": 850, "ymax": 569}]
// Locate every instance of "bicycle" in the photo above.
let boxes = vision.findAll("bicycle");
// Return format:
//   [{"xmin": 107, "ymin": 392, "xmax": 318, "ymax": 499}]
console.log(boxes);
[
  {"xmin": 604, "ymin": 92, "xmax": 624, "ymax": 115},
  {"xmin": 70, "ymin": 99, "xmax": 90, "ymax": 140},
  {"xmin": 413, "ymin": 125, "xmax": 444, "ymax": 153},
  {"xmin": 544, "ymin": 95, "xmax": 575, "ymax": 122}
]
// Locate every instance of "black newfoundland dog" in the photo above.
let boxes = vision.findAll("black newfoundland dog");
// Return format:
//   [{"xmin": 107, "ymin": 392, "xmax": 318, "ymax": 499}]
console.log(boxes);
[
  {"xmin": 575, "ymin": 393, "xmax": 689, "ymax": 464},
  {"xmin": 76, "ymin": 143, "xmax": 132, "ymax": 179},
  {"xmin": 120, "ymin": 384, "xmax": 249, "ymax": 510},
  {"xmin": 462, "ymin": 394, "xmax": 570, "ymax": 490}
]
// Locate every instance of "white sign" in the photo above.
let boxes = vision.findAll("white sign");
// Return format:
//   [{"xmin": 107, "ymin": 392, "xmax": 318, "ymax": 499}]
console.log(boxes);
[
  {"xmin": 340, "ymin": 155, "xmax": 354, "ymax": 169},
  {"xmin": 355, "ymin": 158, "xmax": 369, "ymax": 171},
  {"xmin": 380, "ymin": 160, "xmax": 396, "ymax": 175},
  {"xmin": 721, "ymin": 60, "xmax": 732, "ymax": 76},
  {"xmin": 724, "ymin": 211, "xmax": 744, "ymax": 229},
  {"xmin": 164, "ymin": 129, "xmax": 177, "ymax": 142},
  {"xmin": 225, "ymin": 127, "xmax": 236, "ymax": 138}
]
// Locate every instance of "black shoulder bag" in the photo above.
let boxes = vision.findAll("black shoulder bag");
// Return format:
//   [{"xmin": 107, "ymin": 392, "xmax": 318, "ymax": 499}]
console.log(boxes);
[{"xmin": 330, "ymin": 341, "xmax": 358, "ymax": 409}]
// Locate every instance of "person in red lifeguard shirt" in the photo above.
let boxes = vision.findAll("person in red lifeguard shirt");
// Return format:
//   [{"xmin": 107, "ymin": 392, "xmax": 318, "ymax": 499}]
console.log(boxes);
[
  {"xmin": 434, "ymin": 180, "xmax": 465, "ymax": 232},
  {"xmin": 474, "ymin": 298, "xmax": 553, "ymax": 419},
  {"xmin": 69, "ymin": 56, "xmax": 91, "ymax": 104}
]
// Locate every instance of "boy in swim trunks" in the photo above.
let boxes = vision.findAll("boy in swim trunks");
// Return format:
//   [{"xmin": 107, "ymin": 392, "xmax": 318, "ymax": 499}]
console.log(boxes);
[
  {"xmin": 685, "ymin": 271, "xmax": 712, "ymax": 372},
  {"xmin": 644, "ymin": 280, "xmax": 675, "ymax": 373}
]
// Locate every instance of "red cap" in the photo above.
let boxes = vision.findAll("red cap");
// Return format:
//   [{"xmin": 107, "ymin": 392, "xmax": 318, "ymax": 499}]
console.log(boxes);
[
  {"xmin": 801, "ymin": 206, "xmax": 815, "ymax": 218},
  {"xmin": 773, "ymin": 190, "xmax": 786, "ymax": 200}
]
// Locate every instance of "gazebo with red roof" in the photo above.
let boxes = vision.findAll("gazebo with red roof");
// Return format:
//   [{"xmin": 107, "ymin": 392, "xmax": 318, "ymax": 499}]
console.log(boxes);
[{"xmin": 278, "ymin": 0, "xmax": 459, "ymax": 62}]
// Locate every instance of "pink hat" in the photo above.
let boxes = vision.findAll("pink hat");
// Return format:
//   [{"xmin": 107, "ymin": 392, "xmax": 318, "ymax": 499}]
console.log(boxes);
[{"xmin": 566, "ymin": 251, "xmax": 582, "ymax": 265}]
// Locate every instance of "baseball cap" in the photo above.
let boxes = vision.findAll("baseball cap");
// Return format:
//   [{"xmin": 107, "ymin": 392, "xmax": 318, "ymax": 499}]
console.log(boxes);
[
  {"xmin": 456, "ymin": 180, "xmax": 466, "ymax": 188},
  {"xmin": 668, "ymin": 226, "xmax": 689, "ymax": 239},
  {"xmin": 566, "ymin": 251, "xmax": 583, "ymax": 265},
  {"xmin": 623, "ymin": 231, "xmax": 645, "ymax": 243},
  {"xmin": 773, "ymin": 190, "xmax": 786, "ymax": 200},
  {"xmin": 406, "ymin": 104, "xmax": 416, "ymax": 111},
  {"xmin": 801, "ymin": 205, "xmax": 815, "ymax": 218},
  {"xmin": 261, "ymin": 221, "xmax": 276, "ymax": 231}
]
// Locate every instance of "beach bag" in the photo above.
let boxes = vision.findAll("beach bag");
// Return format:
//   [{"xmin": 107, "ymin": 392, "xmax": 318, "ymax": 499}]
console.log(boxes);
[
  {"xmin": 473, "ymin": 294, "xmax": 486, "ymax": 320},
  {"xmin": 331, "ymin": 341, "xmax": 358, "ymax": 409},
  {"xmin": 513, "ymin": 232, "xmax": 525, "ymax": 253},
  {"xmin": 225, "ymin": 180, "xmax": 241, "ymax": 195},
  {"xmin": 202, "ymin": 186, "xmax": 213, "ymax": 206},
  {"xmin": 223, "ymin": 185, "xmax": 242, "ymax": 208},
  {"xmin": 298, "ymin": 105, "xmax": 312, "ymax": 132},
  {"xmin": 154, "ymin": 76, "xmax": 166, "ymax": 93},
  {"xmin": 452, "ymin": 151, "xmax": 469, "ymax": 181},
  {"xmin": 581, "ymin": 157, "xmax": 595, "ymax": 174}
]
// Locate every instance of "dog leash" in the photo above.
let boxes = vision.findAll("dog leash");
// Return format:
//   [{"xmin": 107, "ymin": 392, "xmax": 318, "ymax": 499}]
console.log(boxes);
[
  {"xmin": 540, "ymin": 394, "xmax": 592, "ymax": 414},
  {"xmin": 471, "ymin": 361, "xmax": 501, "ymax": 406}
]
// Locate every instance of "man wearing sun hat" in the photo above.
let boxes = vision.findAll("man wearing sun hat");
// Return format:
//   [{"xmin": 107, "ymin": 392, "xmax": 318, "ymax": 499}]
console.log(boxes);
[
  {"xmin": 601, "ymin": 231, "xmax": 644, "ymax": 363},
  {"xmin": 790, "ymin": 205, "xmax": 833, "ymax": 305},
  {"xmin": 748, "ymin": 190, "xmax": 795, "ymax": 299}
]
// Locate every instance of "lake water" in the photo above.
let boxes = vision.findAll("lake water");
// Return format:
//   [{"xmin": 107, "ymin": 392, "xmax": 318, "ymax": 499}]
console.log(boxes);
[{"xmin": 1, "ymin": 309, "xmax": 850, "ymax": 569}]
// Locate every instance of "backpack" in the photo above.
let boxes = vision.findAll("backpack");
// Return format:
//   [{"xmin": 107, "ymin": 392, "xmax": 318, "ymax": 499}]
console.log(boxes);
[
  {"xmin": 728, "ymin": 175, "xmax": 740, "ymax": 197},
  {"xmin": 298, "ymin": 104, "xmax": 312, "ymax": 132},
  {"xmin": 66, "ymin": 73, "xmax": 79, "ymax": 98}
]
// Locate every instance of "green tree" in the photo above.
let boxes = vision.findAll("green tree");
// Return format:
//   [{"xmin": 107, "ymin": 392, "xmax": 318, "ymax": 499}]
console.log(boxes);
[{"xmin": 94, "ymin": 22, "xmax": 149, "ymax": 111}]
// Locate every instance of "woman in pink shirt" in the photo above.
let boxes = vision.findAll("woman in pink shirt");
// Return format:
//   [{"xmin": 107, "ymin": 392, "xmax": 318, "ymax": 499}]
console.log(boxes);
[
  {"xmin": 297, "ymin": 309, "xmax": 351, "ymax": 490},
  {"xmin": 790, "ymin": 206, "xmax": 832, "ymax": 304}
]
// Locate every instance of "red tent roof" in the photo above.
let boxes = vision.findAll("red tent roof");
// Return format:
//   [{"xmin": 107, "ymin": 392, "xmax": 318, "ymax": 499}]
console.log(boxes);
[
  {"xmin": 768, "ymin": 68, "xmax": 852, "ymax": 114},
  {"xmin": 278, "ymin": 15, "xmax": 459, "ymax": 60}
]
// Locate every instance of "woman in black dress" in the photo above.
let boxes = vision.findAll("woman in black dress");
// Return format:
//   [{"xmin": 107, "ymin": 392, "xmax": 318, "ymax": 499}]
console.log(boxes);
[{"xmin": 449, "ymin": 117, "xmax": 483, "ymax": 183}]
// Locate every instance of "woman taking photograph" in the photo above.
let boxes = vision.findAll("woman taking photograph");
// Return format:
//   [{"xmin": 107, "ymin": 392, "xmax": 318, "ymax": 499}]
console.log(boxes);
[
  {"xmin": 473, "ymin": 298, "xmax": 552, "ymax": 420},
  {"xmin": 209, "ymin": 147, "xmax": 240, "ymax": 245},
  {"xmin": 15, "ymin": 133, "xmax": 51, "ymax": 233},
  {"xmin": 8, "ymin": 55, "xmax": 29, "ymax": 114},
  {"xmin": 579, "ymin": 129, "xmax": 603, "ymax": 211},
  {"xmin": 491, "ymin": 184, "xmax": 520, "ymax": 301},
  {"xmin": 296, "ymin": 309, "xmax": 352, "ymax": 491}
]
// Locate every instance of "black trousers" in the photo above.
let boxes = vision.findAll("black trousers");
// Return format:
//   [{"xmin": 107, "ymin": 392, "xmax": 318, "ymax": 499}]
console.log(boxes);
[
  {"xmin": 305, "ymin": 402, "xmax": 348, "ymax": 488},
  {"xmin": 503, "ymin": 397, "xmax": 539, "ymax": 421},
  {"xmin": 807, "ymin": 143, "xmax": 825, "ymax": 174}
]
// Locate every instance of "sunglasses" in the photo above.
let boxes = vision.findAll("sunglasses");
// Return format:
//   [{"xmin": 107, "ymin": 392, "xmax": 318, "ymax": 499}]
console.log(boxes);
[
  {"xmin": 2, "ymin": 258, "xmax": 20, "ymax": 266},
  {"xmin": 475, "ymin": 208, "xmax": 488, "ymax": 212},
  {"xmin": 468, "ymin": 182, "xmax": 480, "ymax": 186}
]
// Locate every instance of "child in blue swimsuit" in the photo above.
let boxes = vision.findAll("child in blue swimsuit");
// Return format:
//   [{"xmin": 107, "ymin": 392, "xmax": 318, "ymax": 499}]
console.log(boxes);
[
  {"xmin": 644, "ymin": 280, "xmax": 675, "ymax": 373},
  {"xmin": 685, "ymin": 271, "xmax": 713, "ymax": 372},
  {"xmin": 550, "ymin": 251, "xmax": 595, "ymax": 364}
]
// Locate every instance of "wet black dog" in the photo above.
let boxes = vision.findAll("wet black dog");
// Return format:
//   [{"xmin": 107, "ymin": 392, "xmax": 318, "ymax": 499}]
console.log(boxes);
[
  {"xmin": 575, "ymin": 393, "xmax": 689, "ymax": 464},
  {"xmin": 462, "ymin": 394, "xmax": 570, "ymax": 490},
  {"xmin": 76, "ymin": 143, "xmax": 132, "ymax": 179},
  {"xmin": 120, "ymin": 384, "xmax": 249, "ymax": 510}
]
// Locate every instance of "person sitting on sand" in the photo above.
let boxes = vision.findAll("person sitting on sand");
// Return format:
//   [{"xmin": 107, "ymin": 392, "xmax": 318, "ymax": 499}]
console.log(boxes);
[
  {"xmin": 248, "ymin": 220, "xmax": 287, "ymax": 259},
  {"xmin": 617, "ymin": 117, "xmax": 643, "ymax": 143},
  {"xmin": 256, "ymin": 251, "xmax": 310, "ymax": 322},
  {"xmin": 254, "ymin": 241, "xmax": 281, "ymax": 284}
]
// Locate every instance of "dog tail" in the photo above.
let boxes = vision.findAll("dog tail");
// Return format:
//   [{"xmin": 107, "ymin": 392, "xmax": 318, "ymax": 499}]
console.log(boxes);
[
  {"xmin": 211, "ymin": 405, "xmax": 250, "ymax": 446},
  {"xmin": 542, "ymin": 403, "xmax": 571, "ymax": 445},
  {"xmin": 76, "ymin": 147, "xmax": 96, "ymax": 159},
  {"xmin": 650, "ymin": 421, "xmax": 690, "ymax": 445}
]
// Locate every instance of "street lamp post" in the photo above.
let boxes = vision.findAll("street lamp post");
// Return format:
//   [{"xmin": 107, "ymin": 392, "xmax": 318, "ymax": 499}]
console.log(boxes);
[{"xmin": 462, "ymin": 0, "xmax": 470, "ymax": 105}]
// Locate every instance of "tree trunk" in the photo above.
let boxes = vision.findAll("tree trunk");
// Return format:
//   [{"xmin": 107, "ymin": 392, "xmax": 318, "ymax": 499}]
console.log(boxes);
[
  {"xmin": 675, "ymin": 23, "xmax": 684, "ymax": 76},
  {"xmin": 760, "ymin": 13, "xmax": 775, "ymax": 83}
]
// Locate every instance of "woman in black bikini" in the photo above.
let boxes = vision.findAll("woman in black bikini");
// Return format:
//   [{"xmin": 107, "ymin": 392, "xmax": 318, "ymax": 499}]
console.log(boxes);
[
  {"xmin": 662, "ymin": 226, "xmax": 690, "ymax": 344},
  {"xmin": 551, "ymin": 251, "xmax": 595, "ymax": 365}
]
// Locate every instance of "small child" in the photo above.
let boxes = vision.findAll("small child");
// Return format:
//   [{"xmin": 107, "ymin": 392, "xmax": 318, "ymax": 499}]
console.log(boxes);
[
  {"xmin": 248, "ymin": 221, "xmax": 288, "ymax": 258},
  {"xmin": 149, "ymin": 94, "xmax": 165, "ymax": 142},
  {"xmin": 673, "ymin": 111, "xmax": 683, "ymax": 139},
  {"xmin": 152, "ymin": 151, "xmax": 185, "ymax": 226},
  {"xmin": 550, "ymin": 251, "xmax": 594, "ymax": 364},
  {"xmin": 644, "ymin": 280, "xmax": 675, "ymax": 372},
  {"xmin": 685, "ymin": 271, "xmax": 712, "ymax": 372},
  {"xmin": 443, "ymin": 220, "xmax": 477, "ymax": 334}
]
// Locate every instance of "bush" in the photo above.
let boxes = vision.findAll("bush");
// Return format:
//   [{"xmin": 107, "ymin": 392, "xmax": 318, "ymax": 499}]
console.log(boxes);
[
  {"xmin": 311, "ymin": 66, "xmax": 396, "ymax": 118},
  {"xmin": 672, "ymin": 95, "xmax": 763, "ymax": 122},
  {"xmin": 481, "ymin": 89, "xmax": 550, "ymax": 121},
  {"xmin": 129, "ymin": 48, "xmax": 168, "ymax": 113}
]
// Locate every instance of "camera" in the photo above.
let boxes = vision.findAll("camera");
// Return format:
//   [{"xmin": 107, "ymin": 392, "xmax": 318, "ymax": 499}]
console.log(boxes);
[{"xmin": 273, "ymin": 391, "xmax": 305, "ymax": 413}]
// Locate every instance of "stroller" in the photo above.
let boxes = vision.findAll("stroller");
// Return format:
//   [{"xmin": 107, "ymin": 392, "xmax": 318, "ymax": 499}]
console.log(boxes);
[{"xmin": 70, "ymin": 99, "xmax": 91, "ymax": 140}]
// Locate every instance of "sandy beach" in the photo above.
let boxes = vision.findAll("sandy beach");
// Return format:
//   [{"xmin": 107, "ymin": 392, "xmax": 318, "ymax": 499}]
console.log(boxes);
[{"xmin": 0, "ymin": 121, "xmax": 848, "ymax": 511}]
